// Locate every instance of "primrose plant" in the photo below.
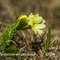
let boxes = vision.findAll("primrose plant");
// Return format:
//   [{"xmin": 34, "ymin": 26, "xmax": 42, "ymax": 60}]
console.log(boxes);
[{"xmin": 0, "ymin": 13, "xmax": 46, "ymax": 53}]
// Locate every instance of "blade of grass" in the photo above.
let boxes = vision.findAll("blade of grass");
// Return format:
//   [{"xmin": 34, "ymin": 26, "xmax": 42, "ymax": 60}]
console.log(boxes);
[
  {"xmin": 45, "ymin": 26, "xmax": 51, "ymax": 53},
  {"xmin": 0, "ymin": 22, "xmax": 2, "ymax": 27},
  {"xmin": 44, "ymin": 26, "xmax": 51, "ymax": 60}
]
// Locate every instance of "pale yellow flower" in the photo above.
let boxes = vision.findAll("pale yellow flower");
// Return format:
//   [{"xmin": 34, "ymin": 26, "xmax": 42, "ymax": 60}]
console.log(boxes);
[{"xmin": 28, "ymin": 13, "xmax": 46, "ymax": 35}]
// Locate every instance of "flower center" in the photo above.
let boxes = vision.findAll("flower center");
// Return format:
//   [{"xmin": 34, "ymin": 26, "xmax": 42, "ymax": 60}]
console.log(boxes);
[{"xmin": 33, "ymin": 24, "xmax": 37, "ymax": 28}]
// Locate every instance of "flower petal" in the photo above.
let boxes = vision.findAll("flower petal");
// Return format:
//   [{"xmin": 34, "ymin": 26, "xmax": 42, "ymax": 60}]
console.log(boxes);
[
  {"xmin": 37, "ymin": 29, "xmax": 43, "ymax": 35},
  {"xmin": 33, "ymin": 14, "xmax": 42, "ymax": 23},
  {"xmin": 32, "ymin": 27, "xmax": 37, "ymax": 34},
  {"xmin": 28, "ymin": 19, "xmax": 33, "ymax": 26},
  {"xmin": 42, "ymin": 19, "xmax": 45, "ymax": 23},
  {"xmin": 32, "ymin": 27, "xmax": 43, "ymax": 35},
  {"xmin": 34, "ymin": 24, "xmax": 45, "ymax": 29}
]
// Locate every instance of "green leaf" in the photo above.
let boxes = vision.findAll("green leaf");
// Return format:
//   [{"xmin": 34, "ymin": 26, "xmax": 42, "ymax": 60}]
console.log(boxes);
[
  {"xmin": 0, "ymin": 22, "xmax": 2, "ymax": 27},
  {"xmin": 3, "ymin": 45, "xmax": 19, "ymax": 54},
  {"xmin": 45, "ymin": 26, "xmax": 51, "ymax": 53}
]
